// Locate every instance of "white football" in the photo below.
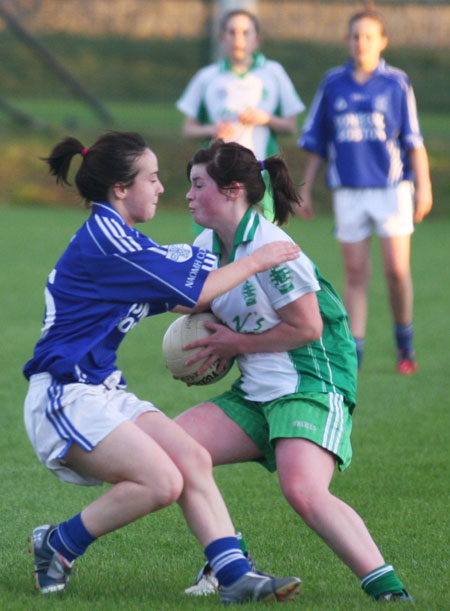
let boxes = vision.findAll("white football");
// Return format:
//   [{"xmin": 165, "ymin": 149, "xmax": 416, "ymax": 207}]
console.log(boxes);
[{"xmin": 162, "ymin": 312, "xmax": 234, "ymax": 386}]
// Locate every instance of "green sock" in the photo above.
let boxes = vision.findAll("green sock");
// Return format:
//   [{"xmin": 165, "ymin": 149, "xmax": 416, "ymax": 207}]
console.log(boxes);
[
  {"xmin": 235, "ymin": 531, "xmax": 248, "ymax": 556},
  {"xmin": 361, "ymin": 564, "xmax": 404, "ymax": 599}
]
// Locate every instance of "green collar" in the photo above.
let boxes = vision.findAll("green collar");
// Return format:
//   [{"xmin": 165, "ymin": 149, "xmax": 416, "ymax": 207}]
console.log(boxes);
[
  {"xmin": 219, "ymin": 52, "xmax": 266, "ymax": 76},
  {"xmin": 212, "ymin": 208, "xmax": 260, "ymax": 266}
]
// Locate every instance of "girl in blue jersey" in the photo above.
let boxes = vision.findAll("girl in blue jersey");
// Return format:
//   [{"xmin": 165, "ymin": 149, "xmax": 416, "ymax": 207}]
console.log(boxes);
[
  {"xmin": 298, "ymin": 8, "xmax": 433, "ymax": 374},
  {"xmin": 175, "ymin": 140, "xmax": 411, "ymax": 602},
  {"xmin": 23, "ymin": 131, "xmax": 302, "ymax": 602}
]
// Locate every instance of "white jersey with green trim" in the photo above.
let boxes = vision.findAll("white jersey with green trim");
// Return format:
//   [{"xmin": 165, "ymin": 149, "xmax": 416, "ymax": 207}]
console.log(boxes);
[
  {"xmin": 176, "ymin": 53, "xmax": 305, "ymax": 160},
  {"xmin": 194, "ymin": 210, "xmax": 357, "ymax": 404}
]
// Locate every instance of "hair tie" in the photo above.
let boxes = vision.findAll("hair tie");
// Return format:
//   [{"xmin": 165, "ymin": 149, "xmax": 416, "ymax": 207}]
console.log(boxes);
[
  {"xmin": 258, "ymin": 159, "xmax": 266, "ymax": 171},
  {"xmin": 81, "ymin": 147, "xmax": 90, "ymax": 157}
]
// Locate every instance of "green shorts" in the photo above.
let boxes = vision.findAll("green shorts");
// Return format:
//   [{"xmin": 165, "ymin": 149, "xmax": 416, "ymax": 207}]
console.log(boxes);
[{"xmin": 210, "ymin": 387, "xmax": 353, "ymax": 472}]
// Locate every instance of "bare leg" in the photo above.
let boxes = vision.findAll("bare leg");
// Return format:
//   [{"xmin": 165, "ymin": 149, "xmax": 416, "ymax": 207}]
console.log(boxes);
[
  {"xmin": 379, "ymin": 235, "xmax": 413, "ymax": 325},
  {"xmin": 65, "ymin": 416, "xmax": 184, "ymax": 538},
  {"xmin": 67, "ymin": 410, "xmax": 247, "ymax": 547},
  {"xmin": 340, "ymin": 238, "xmax": 372, "ymax": 339},
  {"xmin": 136, "ymin": 410, "xmax": 238, "ymax": 547},
  {"xmin": 276, "ymin": 438, "xmax": 385, "ymax": 578},
  {"xmin": 175, "ymin": 402, "xmax": 262, "ymax": 465},
  {"xmin": 178, "ymin": 405, "xmax": 385, "ymax": 577}
]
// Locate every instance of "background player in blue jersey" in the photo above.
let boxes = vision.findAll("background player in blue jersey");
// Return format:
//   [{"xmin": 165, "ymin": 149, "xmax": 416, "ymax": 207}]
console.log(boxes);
[
  {"xmin": 176, "ymin": 9, "xmax": 304, "ymax": 222},
  {"xmin": 174, "ymin": 140, "xmax": 411, "ymax": 602},
  {"xmin": 297, "ymin": 8, "xmax": 433, "ymax": 374},
  {"xmin": 23, "ymin": 131, "xmax": 302, "ymax": 602}
]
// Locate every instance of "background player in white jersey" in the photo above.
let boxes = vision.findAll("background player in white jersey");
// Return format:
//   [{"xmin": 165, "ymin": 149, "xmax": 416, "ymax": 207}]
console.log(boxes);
[
  {"xmin": 176, "ymin": 9, "xmax": 304, "ymax": 221},
  {"xmin": 174, "ymin": 139, "xmax": 411, "ymax": 602},
  {"xmin": 297, "ymin": 8, "xmax": 433, "ymax": 374},
  {"xmin": 23, "ymin": 131, "xmax": 302, "ymax": 602}
]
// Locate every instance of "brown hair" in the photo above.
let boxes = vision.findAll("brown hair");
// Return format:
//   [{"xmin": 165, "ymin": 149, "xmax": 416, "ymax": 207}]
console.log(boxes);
[
  {"xmin": 43, "ymin": 131, "xmax": 148, "ymax": 205},
  {"xmin": 220, "ymin": 9, "xmax": 260, "ymax": 35},
  {"xmin": 187, "ymin": 140, "xmax": 300, "ymax": 226},
  {"xmin": 348, "ymin": 7, "xmax": 387, "ymax": 36}
]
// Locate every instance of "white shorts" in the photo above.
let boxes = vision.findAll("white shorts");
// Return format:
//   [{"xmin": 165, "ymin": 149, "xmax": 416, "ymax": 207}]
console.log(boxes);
[
  {"xmin": 333, "ymin": 181, "xmax": 414, "ymax": 243},
  {"xmin": 24, "ymin": 371, "xmax": 160, "ymax": 486}
]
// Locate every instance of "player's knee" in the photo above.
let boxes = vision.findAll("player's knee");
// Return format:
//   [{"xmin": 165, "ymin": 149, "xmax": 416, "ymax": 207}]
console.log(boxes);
[
  {"xmin": 141, "ymin": 464, "xmax": 184, "ymax": 509},
  {"xmin": 157, "ymin": 468, "xmax": 184, "ymax": 507},
  {"xmin": 181, "ymin": 441, "xmax": 213, "ymax": 484},
  {"xmin": 384, "ymin": 265, "xmax": 410, "ymax": 285},
  {"xmin": 282, "ymin": 482, "xmax": 323, "ymax": 523},
  {"xmin": 192, "ymin": 441, "xmax": 213, "ymax": 475},
  {"xmin": 346, "ymin": 262, "xmax": 371, "ymax": 285}
]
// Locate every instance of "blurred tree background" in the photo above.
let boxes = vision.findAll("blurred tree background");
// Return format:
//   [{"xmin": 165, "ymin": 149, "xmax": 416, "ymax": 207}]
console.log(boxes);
[{"xmin": 0, "ymin": 0, "xmax": 448, "ymax": 216}]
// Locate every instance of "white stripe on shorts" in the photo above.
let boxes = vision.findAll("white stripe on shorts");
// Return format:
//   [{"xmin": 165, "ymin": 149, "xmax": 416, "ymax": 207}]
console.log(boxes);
[
  {"xmin": 322, "ymin": 392, "xmax": 344, "ymax": 455},
  {"xmin": 46, "ymin": 382, "xmax": 94, "ymax": 452}
]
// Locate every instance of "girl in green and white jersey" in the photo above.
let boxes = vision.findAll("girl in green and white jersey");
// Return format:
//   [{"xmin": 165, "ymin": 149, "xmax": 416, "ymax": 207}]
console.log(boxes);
[
  {"xmin": 176, "ymin": 139, "xmax": 412, "ymax": 602},
  {"xmin": 176, "ymin": 9, "xmax": 304, "ymax": 222}
]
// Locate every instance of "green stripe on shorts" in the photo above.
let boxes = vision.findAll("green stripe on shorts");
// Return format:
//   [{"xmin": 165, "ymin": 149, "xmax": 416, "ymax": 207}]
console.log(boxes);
[{"xmin": 210, "ymin": 387, "xmax": 353, "ymax": 472}]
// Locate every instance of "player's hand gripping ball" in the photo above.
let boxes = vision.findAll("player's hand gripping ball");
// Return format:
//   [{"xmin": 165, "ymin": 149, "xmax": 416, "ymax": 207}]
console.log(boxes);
[{"xmin": 162, "ymin": 313, "xmax": 234, "ymax": 385}]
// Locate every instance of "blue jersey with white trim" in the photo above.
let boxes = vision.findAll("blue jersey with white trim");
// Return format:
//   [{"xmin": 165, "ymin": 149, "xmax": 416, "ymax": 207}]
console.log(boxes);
[
  {"xmin": 24, "ymin": 202, "xmax": 216, "ymax": 385},
  {"xmin": 299, "ymin": 59, "xmax": 424, "ymax": 188}
]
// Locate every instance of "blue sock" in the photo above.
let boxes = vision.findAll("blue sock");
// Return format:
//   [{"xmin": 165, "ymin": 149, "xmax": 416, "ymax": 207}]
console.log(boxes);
[
  {"xmin": 205, "ymin": 537, "xmax": 251, "ymax": 587},
  {"xmin": 353, "ymin": 336, "xmax": 364, "ymax": 369},
  {"xmin": 395, "ymin": 323, "xmax": 414, "ymax": 360},
  {"xmin": 50, "ymin": 513, "xmax": 96, "ymax": 562}
]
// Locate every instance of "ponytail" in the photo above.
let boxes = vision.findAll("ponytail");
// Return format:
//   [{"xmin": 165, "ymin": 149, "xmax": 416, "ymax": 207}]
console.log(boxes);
[
  {"xmin": 43, "ymin": 131, "xmax": 148, "ymax": 205},
  {"xmin": 188, "ymin": 140, "xmax": 300, "ymax": 226},
  {"xmin": 43, "ymin": 136, "xmax": 85, "ymax": 186},
  {"xmin": 260, "ymin": 156, "xmax": 301, "ymax": 225}
]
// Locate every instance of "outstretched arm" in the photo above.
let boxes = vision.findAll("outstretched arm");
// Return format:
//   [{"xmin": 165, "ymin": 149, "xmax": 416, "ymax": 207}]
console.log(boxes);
[{"xmin": 196, "ymin": 241, "xmax": 300, "ymax": 307}]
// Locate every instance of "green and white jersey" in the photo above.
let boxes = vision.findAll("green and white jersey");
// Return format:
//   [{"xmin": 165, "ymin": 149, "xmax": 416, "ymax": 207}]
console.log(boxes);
[
  {"xmin": 176, "ymin": 53, "xmax": 305, "ymax": 161},
  {"xmin": 194, "ymin": 210, "xmax": 357, "ymax": 405}
]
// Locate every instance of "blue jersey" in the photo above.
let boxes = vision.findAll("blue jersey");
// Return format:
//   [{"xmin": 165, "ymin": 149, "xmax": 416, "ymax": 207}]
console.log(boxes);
[
  {"xmin": 24, "ymin": 202, "xmax": 216, "ymax": 385},
  {"xmin": 299, "ymin": 59, "xmax": 424, "ymax": 188}
]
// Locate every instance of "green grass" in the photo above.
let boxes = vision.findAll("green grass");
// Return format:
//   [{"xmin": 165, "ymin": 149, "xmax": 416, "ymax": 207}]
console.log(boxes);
[
  {"xmin": 0, "ymin": 33, "xmax": 449, "ymax": 608},
  {"xmin": 0, "ymin": 33, "xmax": 448, "ymax": 216},
  {"xmin": 1, "ymin": 205, "xmax": 449, "ymax": 609},
  {"xmin": 1, "ymin": 34, "xmax": 449, "ymax": 112},
  {"xmin": 0, "ymin": 101, "xmax": 448, "ymax": 220}
]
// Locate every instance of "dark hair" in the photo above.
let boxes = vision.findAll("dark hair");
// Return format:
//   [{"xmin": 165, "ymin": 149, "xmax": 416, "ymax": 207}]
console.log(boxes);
[
  {"xmin": 348, "ymin": 7, "xmax": 386, "ymax": 37},
  {"xmin": 220, "ymin": 9, "xmax": 260, "ymax": 35},
  {"xmin": 43, "ymin": 131, "xmax": 148, "ymax": 205},
  {"xmin": 187, "ymin": 140, "xmax": 300, "ymax": 226}
]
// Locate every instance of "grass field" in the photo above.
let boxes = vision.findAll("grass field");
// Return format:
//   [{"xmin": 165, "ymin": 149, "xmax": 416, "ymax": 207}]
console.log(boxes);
[
  {"xmin": 0, "ymin": 34, "xmax": 449, "ymax": 215},
  {"xmin": 1, "ymin": 34, "xmax": 449, "ymax": 112},
  {"xmin": 0, "ymin": 101, "xmax": 449, "ymax": 222},
  {"xmin": 0, "ymin": 31, "xmax": 449, "ymax": 609},
  {"xmin": 0, "ymin": 31, "xmax": 450, "ymax": 217},
  {"xmin": 1, "ymin": 203, "xmax": 449, "ymax": 610}
]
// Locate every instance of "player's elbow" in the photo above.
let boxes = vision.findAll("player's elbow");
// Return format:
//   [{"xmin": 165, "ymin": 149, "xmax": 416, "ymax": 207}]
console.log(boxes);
[
  {"xmin": 289, "ymin": 323, "xmax": 322, "ymax": 349},
  {"xmin": 286, "ymin": 124, "xmax": 297, "ymax": 135},
  {"xmin": 283, "ymin": 116, "xmax": 298, "ymax": 134},
  {"xmin": 182, "ymin": 117, "xmax": 201, "ymax": 139},
  {"xmin": 302, "ymin": 319, "xmax": 323, "ymax": 345},
  {"xmin": 182, "ymin": 124, "xmax": 193, "ymax": 138}
]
